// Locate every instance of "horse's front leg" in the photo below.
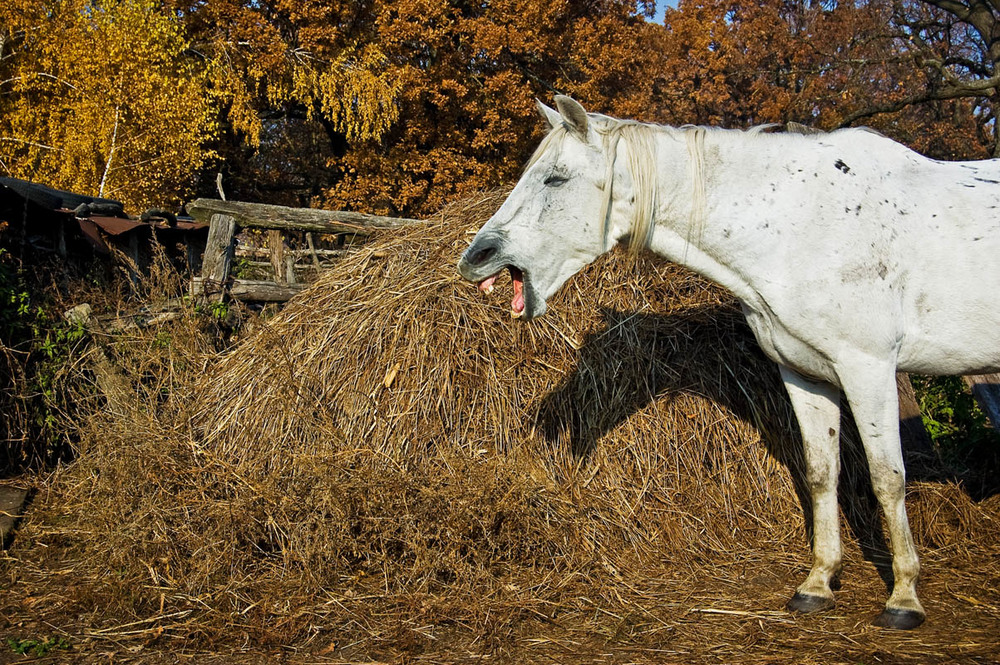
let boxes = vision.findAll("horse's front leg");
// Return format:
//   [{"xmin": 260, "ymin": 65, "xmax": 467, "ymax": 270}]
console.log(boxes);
[
  {"xmin": 779, "ymin": 366, "xmax": 843, "ymax": 613},
  {"xmin": 837, "ymin": 358, "xmax": 925, "ymax": 629}
]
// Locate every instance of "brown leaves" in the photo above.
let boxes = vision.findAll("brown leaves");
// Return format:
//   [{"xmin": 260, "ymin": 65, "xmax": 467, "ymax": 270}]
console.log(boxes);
[
  {"xmin": 1, "ymin": 0, "xmax": 993, "ymax": 214},
  {"xmin": 657, "ymin": 1, "xmax": 991, "ymax": 160}
]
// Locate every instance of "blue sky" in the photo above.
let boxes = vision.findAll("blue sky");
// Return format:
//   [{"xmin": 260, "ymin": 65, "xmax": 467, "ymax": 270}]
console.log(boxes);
[{"xmin": 652, "ymin": 1, "xmax": 678, "ymax": 23}]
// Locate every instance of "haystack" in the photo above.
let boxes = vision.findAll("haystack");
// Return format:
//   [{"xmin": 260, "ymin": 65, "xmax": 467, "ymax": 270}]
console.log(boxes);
[
  {"xmin": 191, "ymin": 191, "xmax": 805, "ymax": 555},
  {"xmin": 9, "ymin": 191, "xmax": 999, "ymax": 659}
]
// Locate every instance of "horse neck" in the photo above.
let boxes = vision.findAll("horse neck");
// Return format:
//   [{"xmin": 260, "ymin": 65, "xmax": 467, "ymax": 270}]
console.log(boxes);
[{"xmin": 644, "ymin": 127, "xmax": 780, "ymax": 306}]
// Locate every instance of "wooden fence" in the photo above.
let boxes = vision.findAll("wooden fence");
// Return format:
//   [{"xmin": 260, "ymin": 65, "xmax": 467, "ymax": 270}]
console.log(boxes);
[{"xmin": 185, "ymin": 198, "xmax": 424, "ymax": 303}]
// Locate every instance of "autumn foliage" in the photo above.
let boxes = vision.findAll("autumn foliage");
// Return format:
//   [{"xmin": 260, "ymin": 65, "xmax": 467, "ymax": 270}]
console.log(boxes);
[{"xmin": 0, "ymin": 0, "xmax": 997, "ymax": 214}]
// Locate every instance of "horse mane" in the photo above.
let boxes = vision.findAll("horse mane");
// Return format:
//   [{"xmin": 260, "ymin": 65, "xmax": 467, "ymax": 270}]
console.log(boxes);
[
  {"xmin": 604, "ymin": 121, "xmax": 660, "ymax": 255},
  {"xmin": 525, "ymin": 124, "xmax": 569, "ymax": 173},
  {"xmin": 524, "ymin": 119, "xmax": 662, "ymax": 255},
  {"xmin": 525, "ymin": 115, "xmax": 878, "ymax": 256}
]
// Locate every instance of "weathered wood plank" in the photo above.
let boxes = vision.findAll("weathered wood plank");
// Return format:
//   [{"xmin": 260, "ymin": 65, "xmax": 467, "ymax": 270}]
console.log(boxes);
[
  {"xmin": 186, "ymin": 198, "xmax": 424, "ymax": 235},
  {"xmin": 268, "ymin": 229, "xmax": 285, "ymax": 284},
  {"xmin": 190, "ymin": 277, "xmax": 305, "ymax": 302},
  {"xmin": 963, "ymin": 373, "xmax": 1000, "ymax": 431},
  {"xmin": 194, "ymin": 213, "xmax": 236, "ymax": 301}
]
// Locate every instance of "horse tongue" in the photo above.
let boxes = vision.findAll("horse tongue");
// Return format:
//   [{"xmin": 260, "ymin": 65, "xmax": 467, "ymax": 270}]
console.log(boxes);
[{"xmin": 510, "ymin": 268, "xmax": 525, "ymax": 317}]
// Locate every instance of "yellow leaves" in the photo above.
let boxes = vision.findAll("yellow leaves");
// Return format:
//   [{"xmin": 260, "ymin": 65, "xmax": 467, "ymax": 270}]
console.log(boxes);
[
  {"xmin": 305, "ymin": 46, "xmax": 402, "ymax": 143},
  {"xmin": 206, "ymin": 8, "xmax": 403, "ymax": 147},
  {"xmin": 0, "ymin": 0, "xmax": 216, "ymax": 211}
]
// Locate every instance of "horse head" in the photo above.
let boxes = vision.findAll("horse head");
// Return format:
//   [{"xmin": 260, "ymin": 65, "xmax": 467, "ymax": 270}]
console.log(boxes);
[{"xmin": 458, "ymin": 96, "xmax": 645, "ymax": 320}]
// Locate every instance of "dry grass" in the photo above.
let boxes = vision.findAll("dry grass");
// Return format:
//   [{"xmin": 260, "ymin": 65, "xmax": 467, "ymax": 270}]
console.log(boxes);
[
  {"xmin": 0, "ymin": 342, "xmax": 28, "ymax": 471},
  {"xmin": 2, "ymin": 192, "xmax": 999, "ymax": 663}
]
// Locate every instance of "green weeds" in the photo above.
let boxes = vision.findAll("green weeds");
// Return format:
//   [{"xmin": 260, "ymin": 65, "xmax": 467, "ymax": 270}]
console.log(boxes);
[{"xmin": 6, "ymin": 635, "xmax": 72, "ymax": 657}]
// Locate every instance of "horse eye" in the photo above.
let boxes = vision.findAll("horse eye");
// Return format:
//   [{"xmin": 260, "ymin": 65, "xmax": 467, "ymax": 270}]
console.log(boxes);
[{"xmin": 544, "ymin": 174, "xmax": 569, "ymax": 187}]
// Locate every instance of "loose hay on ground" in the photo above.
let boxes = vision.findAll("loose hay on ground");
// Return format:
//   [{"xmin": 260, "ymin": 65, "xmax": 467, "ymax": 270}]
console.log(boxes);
[{"xmin": 4, "ymin": 191, "xmax": 1000, "ymax": 663}]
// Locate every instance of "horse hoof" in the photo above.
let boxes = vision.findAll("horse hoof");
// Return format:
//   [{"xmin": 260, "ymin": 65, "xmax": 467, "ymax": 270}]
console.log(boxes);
[
  {"xmin": 873, "ymin": 608, "xmax": 925, "ymax": 630},
  {"xmin": 786, "ymin": 592, "xmax": 835, "ymax": 613}
]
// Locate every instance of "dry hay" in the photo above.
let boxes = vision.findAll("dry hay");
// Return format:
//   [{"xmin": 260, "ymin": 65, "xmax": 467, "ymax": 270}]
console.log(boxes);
[
  {"xmin": 189, "ymin": 191, "xmax": 808, "ymax": 570},
  {"xmin": 4, "ymin": 192, "xmax": 1000, "ymax": 663}
]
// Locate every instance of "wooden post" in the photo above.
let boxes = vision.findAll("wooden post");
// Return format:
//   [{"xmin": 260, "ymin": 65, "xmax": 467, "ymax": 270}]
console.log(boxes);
[
  {"xmin": 268, "ymin": 229, "xmax": 285, "ymax": 284},
  {"xmin": 963, "ymin": 373, "xmax": 1000, "ymax": 431},
  {"xmin": 125, "ymin": 231, "xmax": 142, "ymax": 289},
  {"xmin": 194, "ymin": 213, "xmax": 236, "ymax": 302},
  {"xmin": 306, "ymin": 232, "xmax": 322, "ymax": 270},
  {"xmin": 896, "ymin": 373, "xmax": 938, "ymax": 471}
]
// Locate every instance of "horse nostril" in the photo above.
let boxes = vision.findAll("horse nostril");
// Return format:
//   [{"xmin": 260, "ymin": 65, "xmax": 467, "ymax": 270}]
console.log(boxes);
[{"xmin": 470, "ymin": 245, "xmax": 497, "ymax": 266}]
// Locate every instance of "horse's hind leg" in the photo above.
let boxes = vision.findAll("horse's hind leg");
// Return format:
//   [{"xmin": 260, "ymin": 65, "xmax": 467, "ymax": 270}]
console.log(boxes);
[
  {"xmin": 780, "ymin": 366, "xmax": 843, "ymax": 614},
  {"xmin": 837, "ymin": 359, "xmax": 925, "ymax": 629}
]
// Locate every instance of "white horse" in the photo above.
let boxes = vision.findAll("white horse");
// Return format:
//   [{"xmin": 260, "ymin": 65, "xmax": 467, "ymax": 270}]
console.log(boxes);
[{"xmin": 458, "ymin": 95, "xmax": 1000, "ymax": 629}]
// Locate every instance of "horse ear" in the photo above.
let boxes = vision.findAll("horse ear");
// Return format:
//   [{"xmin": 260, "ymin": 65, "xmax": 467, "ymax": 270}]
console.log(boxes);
[
  {"xmin": 536, "ymin": 99, "xmax": 563, "ymax": 130},
  {"xmin": 554, "ymin": 95, "xmax": 589, "ymax": 137}
]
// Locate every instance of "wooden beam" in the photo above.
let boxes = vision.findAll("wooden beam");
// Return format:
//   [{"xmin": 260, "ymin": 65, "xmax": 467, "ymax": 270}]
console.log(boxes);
[
  {"xmin": 190, "ymin": 277, "xmax": 305, "ymax": 302},
  {"xmin": 186, "ymin": 198, "xmax": 424, "ymax": 235},
  {"xmin": 963, "ymin": 373, "xmax": 1000, "ymax": 431}
]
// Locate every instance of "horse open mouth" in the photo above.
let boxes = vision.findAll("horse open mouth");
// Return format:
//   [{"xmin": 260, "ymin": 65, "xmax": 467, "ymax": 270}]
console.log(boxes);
[{"xmin": 478, "ymin": 266, "xmax": 527, "ymax": 318}]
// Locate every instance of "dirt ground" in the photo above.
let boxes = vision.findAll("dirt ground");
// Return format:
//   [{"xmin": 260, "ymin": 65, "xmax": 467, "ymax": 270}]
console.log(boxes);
[{"xmin": 3, "ymin": 507, "xmax": 999, "ymax": 665}]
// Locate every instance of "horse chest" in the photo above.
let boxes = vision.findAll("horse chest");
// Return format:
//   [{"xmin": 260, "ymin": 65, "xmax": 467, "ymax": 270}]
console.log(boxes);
[{"xmin": 740, "ymin": 302, "xmax": 839, "ymax": 385}]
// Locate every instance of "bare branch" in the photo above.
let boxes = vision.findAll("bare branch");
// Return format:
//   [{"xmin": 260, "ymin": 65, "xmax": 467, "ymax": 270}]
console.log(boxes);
[
  {"xmin": 921, "ymin": 0, "xmax": 974, "ymax": 21},
  {"xmin": 837, "ymin": 84, "xmax": 988, "ymax": 128}
]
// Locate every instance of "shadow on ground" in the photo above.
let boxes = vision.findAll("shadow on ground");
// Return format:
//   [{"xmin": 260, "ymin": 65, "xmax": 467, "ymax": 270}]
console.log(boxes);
[{"xmin": 534, "ymin": 306, "xmax": 999, "ymax": 594}]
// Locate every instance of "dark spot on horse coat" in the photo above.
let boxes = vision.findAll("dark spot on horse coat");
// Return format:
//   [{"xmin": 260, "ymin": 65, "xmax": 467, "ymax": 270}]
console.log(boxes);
[
  {"xmin": 974, "ymin": 177, "xmax": 999, "ymax": 184},
  {"xmin": 828, "ymin": 428, "xmax": 836, "ymax": 437},
  {"xmin": 834, "ymin": 159, "xmax": 850, "ymax": 174}
]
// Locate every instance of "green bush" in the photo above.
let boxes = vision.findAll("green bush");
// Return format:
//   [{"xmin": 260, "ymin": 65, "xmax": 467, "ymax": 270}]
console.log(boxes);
[{"xmin": 912, "ymin": 374, "xmax": 1000, "ymax": 494}]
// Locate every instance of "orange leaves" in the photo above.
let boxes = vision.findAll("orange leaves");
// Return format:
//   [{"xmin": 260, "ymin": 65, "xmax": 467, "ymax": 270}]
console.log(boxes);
[
  {"xmin": 309, "ymin": 0, "xmax": 658, "ymax": 215},
  {"xmin": 656, "ymin": 0, "xmax": 990, "ymax": 160},
  {"xmin": 2, "ymin": 0, "xmax": 991, "ymax": 216}
]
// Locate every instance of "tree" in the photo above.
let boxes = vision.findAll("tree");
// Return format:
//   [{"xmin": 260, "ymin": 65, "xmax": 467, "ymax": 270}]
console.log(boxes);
[
  {"xmin": 0, "ymin": 0, "xmax": 406, "ymax": 212},
  {"xmin": 314, "ymin": 0, "xmax": 664, "ymax": 216},
  {"xmin": 0, "ymin": 0, "xmax": 217, "ymax": 211},
  {"xmin": 655, "ymin": 0, "xmax": 989, "ymax": 160},
  {"xmin": 843, "ymin": 1, "xmax": 1000, "ymax": 156}
]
